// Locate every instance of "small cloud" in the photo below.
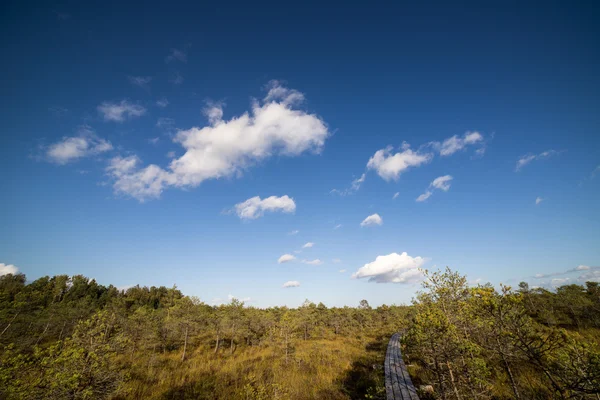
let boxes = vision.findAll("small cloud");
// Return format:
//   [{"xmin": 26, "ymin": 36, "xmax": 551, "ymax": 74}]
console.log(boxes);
[
  {"xmin": 332, "ymin": 259, "xmax": 342, "ymax": 263},
  {"xmin": 331, "ymin": 173, "xmax": 366, "ymax": 196},
  {"xmin": 352, "ymin": 252, "xmax": 426, "ymax": 283},
  {"xmin": 148, "ymin": 137, "xmax": 160, "ymax": 145},
  {"xmin": 128, "ymin": 76, "xmax": 152, "ymax": 89},
  {"xmin": 156, "ymin": 117, "xmax": 175, "ymax": 131},
  {"xmin": 166, "ymin": 151, "xmax": 176, "ymax": 158},
  {"xmin": 430, "ymin": 131, "xmax": 484, "ymax": 157},
  {"xmin": 303, "ymin": 259, "xmax": 323, "ymax": 265},
  {"xmin": 228, "ymin": 294, "xmax": 251, "ymax": 302},
  {"xmin": 339, "ymin": 269, "xmax": 347, "ymax": 273},
  {"xmin": 278, "ymin": 254, "xmax": 296, "ymax": 264},
  {"xmin": 515, "ymin": 150, "xmax": 561, "ymax": 171},
  {"xmin": 170, "ymin": 71, "xmax": 184, "ymax": 85},
  {"xmin": 416, "ymin": 175, "xmax": 453, "ymax": 202},
  {"xmin": 393, "ymin": 192, "xmax": 399, "ymax": 199},
  {"xmin": 535, "ymin": 197, "xmax": 544, "ymax": 205},
  {"xmin": 98, "ymin": 100, "xmax": 146, "ymax": 122},
  {"xmin": 591, "ymin": 165, "xmax": 600, "ymax": 179},
  {"xmin": 46, "ymin": 125, "xmax": 112, "ymax": 164},
  {"xmin": 361, "ymin": 213, "xmax": 383, "ymax": 227},
  {"xmin": 288, "ymin": 230, "xmax": 299, "ymax": 235},
  {"xmin": 234, "ymin": 195, "xmax": 296, "ymax": 220},
  {"xmin": 416, "ymin": 191, "xmax": 432, "ymax": 202},
  {"xmin": 302, "ymin": 242, "xmax": 314, "ymax": 249},
  {"xmin": 334, "ymin": 224, "xmax": 342, "ymax": 230},
  {"xmin": 156, "ymin": 98, "xmax": 169, "ymax": 108},
  {"xmin": 367, "ymin": 146, "xmax": 432, "ymax": 181},
  {"xmin": 0, "ymin": 263, "xmax": 19, "ymax": 276},
  {"xmin": 166, "ymin": 48, "xmax": 188, "ymax": 63},
  {"xmin": 282, "ymin": 280, "xmax": 300, "ymax": 288},
  {"xmin": 48, "ymin": 106, "xmax": 69, "ymax": 117}
]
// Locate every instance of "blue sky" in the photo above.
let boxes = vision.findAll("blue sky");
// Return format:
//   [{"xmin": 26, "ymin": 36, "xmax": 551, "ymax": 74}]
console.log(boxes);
[{"xmin": 1, "ymin": 1, "xmax": 599, "ymax": 307}]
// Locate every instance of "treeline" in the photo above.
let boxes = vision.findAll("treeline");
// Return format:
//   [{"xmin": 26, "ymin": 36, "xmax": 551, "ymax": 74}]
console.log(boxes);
[
  {"xmin": 0, "ymin": 273, "xmax": 408, "ymax": 399},
  {"xmin": 405, "ymin": 269, "xmax": 600, "ymax": 399}
]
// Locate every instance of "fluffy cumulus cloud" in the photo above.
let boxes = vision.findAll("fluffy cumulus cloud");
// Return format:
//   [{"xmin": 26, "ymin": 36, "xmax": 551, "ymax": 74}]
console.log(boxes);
[
  {"xmin": 416, "ymin": 175, "xmax": 453, "ymax": 202},
  {"xmin": 278, "ymin": 254, "xmax": 296, "ymax": 264},
  {"xmin": 234, "ymin": 195, "xmax": 296, "ymax": 219},
  {"xmin": 515, "ymin": 150, "xmax": 560, "ymax": 171},
  {"xmin": 367, "ymin": 146, "xmax": 432, "ymax": 181},
  {"xmin": 47, "ymin": 126, "xmax": 112, "ymax": 164},
  {"xmin": 431, "ymin": 131, "xmax": 483, "ymax": 156},
  {"xmin": 360, "ymin": 213, "xmax": 383, "ymax": 227},
  {"xmin": 98, "ymin": 100, "xmax": 146, "ymax": 122},
  {"xmin": 0, "ymin": 263, "xmax": 19, "ymax": 276},
  {"xmin": 302, "ymin": 242, "xmax": 314, "ymax": 249},
  {"xmin": 282, "ymin": 280, "xmax": 300, "ymax": 288},
  {"xmin": 352, "ymin": 252, "xmax": 426, "ymax": 283},
  {"xmin": 106, "ymin": 82, "xmax": 329, "ymax": 201}
]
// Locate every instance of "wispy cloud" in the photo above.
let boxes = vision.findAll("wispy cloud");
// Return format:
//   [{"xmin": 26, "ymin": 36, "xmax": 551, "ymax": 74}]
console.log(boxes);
[
  {"xmin": 302, "ymin": 242, "xmax": 314, "ymax": 249},
  {"xmin": 98, "ymin": 100, "xmax": 146, "ymax": 122},
  {"xmin": 416, "ymin": 175, "xmax": 453, "ymax": 202},
  {"xmin": 128, "ymin": 76, "xmax": 152, "ymax": 89},
  {"xmin": 166, "ymin": 48, "xmax": 188, "ymax": 63},
  {"xmin": 331, "ymin": 173, "xmax": 366, "ymax": 196},
  {"xmin": 106, "ymin": 82, "xmax": 329, "ymax": 201},
  {"xmin": 156, "ymin": 98, "xmax": 169, "ymax": 108},
  {"xmin": 302, "ymin": 259, "xmax": 323, "ymax": 265},
  {"xmin": 360, "ymin": 213, "xmax": 383, "ymax": 227},
  {"xmin": 393, "ymin": 192, "xmax": 399, "ymax": 199},
  {"xmin": 334, "ymin": 224, "xmax": 342, "ymax": 230},
  {"xmin": 169, "ymin": 71, "xmax": 184, "ymax": 85},
  {"xmin": 430, "ymin": 131, "xmax": 484, "ymax": 156},
  {"xmin": 332, "ymin": 259, "xmax": 342, "ymax": 263},
  {"xmin": 282, "ymin": 280, "xmax": 300, "ymax": 288},
  {"xmin": 515, "ymin": 150, "xmax": 561, "ymax": 171},
  {"xmin": 288, "ymin": 230, "xmax": 299, "ymax": 235},
  {"xmin": 535, "ymin": 197, "xmax": 544, "ymax": 205},
  {"xmin": 278, "ymin": 254, "xmax": 296, "ymax": 264},
  {"xmin": 47, "ymin": 126, "xmax": 112, "ymax": 164}
]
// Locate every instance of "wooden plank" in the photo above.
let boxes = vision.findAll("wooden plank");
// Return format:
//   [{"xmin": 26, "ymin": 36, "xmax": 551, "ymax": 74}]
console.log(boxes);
[{"xmin": 384, "ymin": 332, "xmax": 420, "ymax": 400}]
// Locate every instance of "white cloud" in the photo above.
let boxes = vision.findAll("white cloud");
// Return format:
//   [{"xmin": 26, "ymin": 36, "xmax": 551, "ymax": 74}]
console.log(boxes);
[
  {"xmin": 156, "ymin": 98, "xmax": 169, "ymax": 108},
  {"xmin": 228, "ymin": 294, "xmax": 251, "ymax": 302},
  {"xmin": 166, "ymin": 48, "xmax": 187, "ymax": 63},
  {"xmin": 332, "ymin": 258, "xmax": 342, "ymax": 263},
  {"xmin": 278, "ymin": 254, "xmax": 296, "ymax": 264},
  {"xmin": 361, "ymin": 213, "xmax": 383, "ymax": 227},
  {"xmin": 282, "ymin": 280, "xmax": 300, "ymax": 288},
  {"xmin": 416, "ymin": 175, "xmax": 453, "ymax": 202},
  {"xmin": 535, "ymin": 197, "xmax": 544, "ymax": 205},
  {"xmin": 166, "ymin": 151, "xmax": 176, "ymax": 158},
  {"xmin": 416, "ymin": 191, "xmax": 432, "ymax": 202},
  {"xmin": 339, "ymin": 269, "xmax": 347, "ymax": 273},
  {"xmin": 352, "ymin": 252, "xmax": 426, "ymax": 283},
  {"xmin": 367, "ymin": 146, "xmax": 432, "ymax": 181},
  {"xmin": 334, "ymin": 224, "xmax": 342, "ymax": 230},
  {"xmin": 107, "ymin": 82, "xmax": 329, "ymax": 201},
  {"xmin": 98, "ymin": 100, "xmax": 146, "ymax": 122},
  {"xmin": 515, "ymin": 150, "xmax": 560, "ymax": 171},
  {"xmin": 148, "ymin": 137, "xmax": 160, "ymax": 145},
  {"xmin": 331, "ymin": 173, "xmax": 366, "ymax": 196},
  {"xmin": 234, "ymin": 195, "xmax": 296, "ymax": 219},
  {"xmin": 551, "ymin": 277, "xmax": 570, "ymax": 286},
  {"xmin": 288, "ymin": 230, "xmax": 299, "ymax": 235},
  {"xmin": 128, "ymin": 76, "xmax": 151, "ymax": 89},
  {"xmin": 170, "ymin": 71, "xmax": 184, "ymax": 85},
  {"xmin": 303, "ymin": 259, "xmax": 323, "ymax": 265},
  {"xmin": 156, "ymin": 117, "xmax": 175, "ymax": 130},
  {"xmin": 0, "ymin": 263, "xmax": 19, "ymax": 276},
  {"xmin": 578, "ymin": 270, "xmax": 600, "ymax": 282},
  {"xmin": 575, "ymin": 265, "xmax": 590, "ymax": 271},
  {"xmin": 431, "ymin": 175, "xmax": 453, "ymax": 191},
  {"xmin": 393, "ymin": 192, "xmax": 399, "ymax": 199},
  {"xmin": 431, "ymin": 131, "xmax": 483, "ymax": 156},
  {"xmin": 47, "ymin": 126, "xmax": 112, "ymax": 164},
  {"xmin": 302, "ymin": 242, "xmax": 314, "ymax": 249}
]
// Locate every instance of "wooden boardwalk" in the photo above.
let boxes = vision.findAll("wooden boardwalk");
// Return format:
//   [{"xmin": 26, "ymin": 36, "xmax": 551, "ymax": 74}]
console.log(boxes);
[{"xmin": 384, "ymin": 333, "xmax": 420, "ymax": 400}]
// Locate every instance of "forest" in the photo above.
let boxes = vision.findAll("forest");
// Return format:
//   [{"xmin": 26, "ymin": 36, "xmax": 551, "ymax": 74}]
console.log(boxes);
[{"xmin": 0, "ymin": 268, "xmax": 599, "ymax": 400}]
